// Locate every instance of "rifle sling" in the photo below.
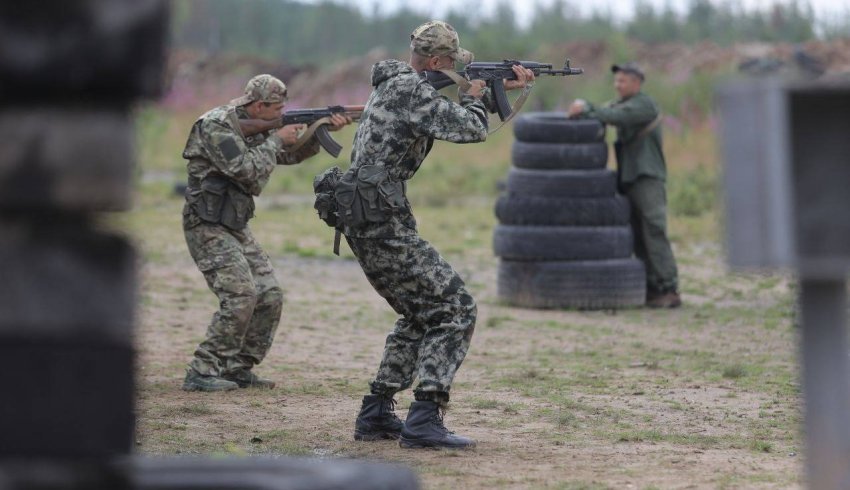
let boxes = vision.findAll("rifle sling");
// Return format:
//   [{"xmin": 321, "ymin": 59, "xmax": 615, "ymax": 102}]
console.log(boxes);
[
  {"xmin": 287, "ymin": 116, "xmax": 334, "ymax": 153},
  {"xmin": 438, "ymin": 70, "xmax": 536, "ymax": 136},
  {"xmin": 438, "ymin": 69, "xmax": 472, "ymax": 92},
  {"xmin": 488, "ymin": 81, "xmax": 534, "ymax": 135},
  {"xmin": 635, "ymin": 113, "xmax": 663, "ymax": 140}
]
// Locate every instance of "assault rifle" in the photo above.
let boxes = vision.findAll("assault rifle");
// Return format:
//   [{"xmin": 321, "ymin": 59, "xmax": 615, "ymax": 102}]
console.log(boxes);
[
  {"xmin": 424, "ymin": 59, "xmax": 583, "ymax": 121},
  {"xmin": 238, "ymin": 105, "xmax": 364, "ymax": 158}
]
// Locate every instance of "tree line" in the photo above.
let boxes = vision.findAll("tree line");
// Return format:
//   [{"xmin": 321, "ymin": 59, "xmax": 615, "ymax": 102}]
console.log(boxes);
[{"xmin": 172, "ymin": 0, "xmax": 848, "ymax": 64}]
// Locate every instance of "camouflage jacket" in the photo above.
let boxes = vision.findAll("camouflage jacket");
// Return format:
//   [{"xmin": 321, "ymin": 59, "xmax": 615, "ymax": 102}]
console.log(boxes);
[
  {"xmin": 182, "ymin": 105, "xmax": 320, "ymax": 228},
  {"xmin": 584, "ymin": 92, "xmax": 666, "ymax": 184},
  {"xmin": 345, "ymin": 59, "xmax": 495, "ymax": 238}
]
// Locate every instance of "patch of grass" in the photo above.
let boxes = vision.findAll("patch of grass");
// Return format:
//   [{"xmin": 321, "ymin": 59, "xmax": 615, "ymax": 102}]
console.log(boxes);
[
  {"xmin": 750, "ymin": 440, "xmax": 773, "ymax": 453},
  {"xmin": 485, "ymin": 315, "xmax": 515, "ymax": 328},
  {"xmin": 470, "ymin": 398, "xmax": 500, "ymax": 410},
  {"xmin": 722, "ymin": 364, "xmax": 747, "ymax": 379},
  {"xmin": 180, "ymin": 403, "xmax": 216, "ymax": 416},
  {"xmin": 249, "ymin": 429, "xmax": 314, "ymax": 456},
  {"xmin": 613, "ymin": 429, "xmax": 731, "ymax": 449}
]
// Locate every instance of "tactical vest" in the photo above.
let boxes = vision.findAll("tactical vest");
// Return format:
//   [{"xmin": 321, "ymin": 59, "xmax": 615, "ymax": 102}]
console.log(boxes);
[{"xmin": 187, "ymin": 169, "xmax": 255, "ymax": 231}]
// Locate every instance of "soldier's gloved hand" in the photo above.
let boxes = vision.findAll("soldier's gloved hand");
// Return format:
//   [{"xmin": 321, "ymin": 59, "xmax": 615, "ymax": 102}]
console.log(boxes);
[
  {"xmin": 504, "ymin": 65, "xmax": 535, "ymax": 91},
  {"xmin": 461, "ymin": 79, "xmax": 486, "ymax": 99},
  {"xmin": 328, "ymin": 113, "xmax": 352, "ymax": 132},
  {"xmin": 276, "ymin": 123, "xmax": 305, "ymax": 146}
]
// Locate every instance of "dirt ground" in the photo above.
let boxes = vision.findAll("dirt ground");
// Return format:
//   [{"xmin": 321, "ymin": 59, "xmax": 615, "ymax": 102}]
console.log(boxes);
[{"xmin": 130, "ymin": 199, "xmax": 803, "ymax": 490}]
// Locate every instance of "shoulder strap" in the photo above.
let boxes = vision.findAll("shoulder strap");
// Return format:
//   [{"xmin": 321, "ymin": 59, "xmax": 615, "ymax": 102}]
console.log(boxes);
[
  {"xmin": 288, "ymin": 116, "xmax": 332, "ymax": 153},
  {"xmin": 635, "ymin": 113, "xmax": 663, "ymax": 140},
  {"xmin": 437, "ymin": 69, "xmax": 472, "ymax": 92},
  {"xmin": 487, "ymin": 82, "xmax": 534, "ymax": 135}
]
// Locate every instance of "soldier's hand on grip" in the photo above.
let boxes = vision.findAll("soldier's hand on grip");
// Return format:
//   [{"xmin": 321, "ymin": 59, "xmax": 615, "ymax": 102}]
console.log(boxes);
[
  {"xmin": 328, "ymin": 113, "xmax": 352, "ymax": 132},
  {"xmin": 504, "ymin": 65, "xmax": 535, "ymax": 91},
  {"xmin": 276, "ymin": 123, "xmax": 305, "ymax": 145},
  {"xmin": 461, "ymin": 79, "xmax": 486, "ymax": 99}
]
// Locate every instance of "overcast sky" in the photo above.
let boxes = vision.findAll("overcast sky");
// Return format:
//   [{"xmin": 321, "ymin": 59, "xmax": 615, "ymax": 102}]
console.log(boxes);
[{"xmin": 304, "ymin": 0, "xmax": 849, "ymax": 26}]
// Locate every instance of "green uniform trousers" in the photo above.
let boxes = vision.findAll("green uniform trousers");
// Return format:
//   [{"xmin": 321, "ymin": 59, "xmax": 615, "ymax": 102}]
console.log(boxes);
[
  {"xmin": 184, "ymin": 223, "xmax": 283, "ymax": 377},
  {"xmin": 623, "ymin": 177, "xmax": 679, "ymax": 294}
]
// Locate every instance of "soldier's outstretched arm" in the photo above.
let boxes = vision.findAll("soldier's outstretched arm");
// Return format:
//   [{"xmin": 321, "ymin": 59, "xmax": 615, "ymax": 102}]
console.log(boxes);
[
  {"xmin": 586, "ymin": 96, "xmax": 657, "ymax": 126},
  {"xmin": 276, "ymin": 136, "xmax": 321, "ymax": 165},
  {"xmin": 200, "ymin": 118, "xmax": 281, "ymax": 195},
  {"xmin": 409, "ymin": 82, "xmax": 489, "ymax": 143}
]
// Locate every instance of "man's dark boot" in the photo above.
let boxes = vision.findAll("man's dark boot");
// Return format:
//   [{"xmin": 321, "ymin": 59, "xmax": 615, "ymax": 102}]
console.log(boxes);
[
  {"xmin": 646, "ymin": 290, "xmax": 682, "ymax": 309},
  {"xmin": 399, "ymin": 401, "xmax": 476, "ymax": 449},
  {"xmin": 222, "ymin": 369, "xmax": 276, "ymax": 389},
  {"xmin": 354, "ymin": 394, "xmax": 403, "ymax": 441},
  {"xmin": 181, "ymin": 370, "xmax": 238, "ymax": 392}
]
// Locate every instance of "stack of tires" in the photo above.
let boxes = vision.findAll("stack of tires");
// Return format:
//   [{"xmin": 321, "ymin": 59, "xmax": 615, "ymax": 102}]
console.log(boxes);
[{"xmin": 494, "ymin": 112, "xmax": 646, "ymax": 309}]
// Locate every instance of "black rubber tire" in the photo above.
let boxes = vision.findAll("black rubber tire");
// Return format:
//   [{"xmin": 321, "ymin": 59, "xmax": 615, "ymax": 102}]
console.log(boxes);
[
  {"xmin": 513, "ymin": 112, "xmax": 605, "ymax": 143},
  {"xmin": 493, "ymin": 225, "xmax": 633, "ymax": 261},
  {"xmin": 497, "ymin": 258, "xmax": 647, "ymax": 310},
  {"xmin": 511, "ymin": 141, "xmax": 608, "ymax": 170},
  {"xmin": 495, "ymin": 194, "xmax": 630, "ymax": 226},
  {"xmin": 506, "ymin": 168, "xmax": 618, "ymax": 198}
]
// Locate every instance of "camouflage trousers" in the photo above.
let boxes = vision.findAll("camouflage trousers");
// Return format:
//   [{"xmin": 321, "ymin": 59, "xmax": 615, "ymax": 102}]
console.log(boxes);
[
  {"xmin": 184, "ymin": 222, "xmax": 283, "ymax": 377},
  {"xmin": 346, "ymin": 234, "xmax": 477, "ymax": 404}
]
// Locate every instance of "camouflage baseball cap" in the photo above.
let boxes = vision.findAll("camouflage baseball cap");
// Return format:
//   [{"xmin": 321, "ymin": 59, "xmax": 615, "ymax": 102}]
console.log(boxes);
[
  {"xmin": 410, "ymin": 21, "xmax": 473, "ymax": 65},
  {"xmin": 611, "ymin": 62, "xmax": 645, "ymax": 81},
  {"xmin": 230, "ymin": 74, "xmax": 288, "ymax": 106}
]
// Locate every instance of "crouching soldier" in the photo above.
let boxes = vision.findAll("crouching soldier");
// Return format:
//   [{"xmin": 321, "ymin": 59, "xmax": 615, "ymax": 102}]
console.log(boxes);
[
  {"xmin": 181, "ymin": 74, "xmax": 351, "ymax": 391},
  {"xmin": 342, "ymin": 21, "xmax": 533, "ymax": 449}
]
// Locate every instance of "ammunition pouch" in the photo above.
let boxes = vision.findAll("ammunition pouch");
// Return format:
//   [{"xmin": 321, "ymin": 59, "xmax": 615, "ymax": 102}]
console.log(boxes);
[
  {"xmin": 334, "ymin": 165, "xmax": 406, "ymax": 229},
  {"xmin": 312, "ymin": 166, "xmax": 343, "ymax": 228},
  {"xmin": 191, "ymin": 174, "xmax": 255, "ymax": 230}
]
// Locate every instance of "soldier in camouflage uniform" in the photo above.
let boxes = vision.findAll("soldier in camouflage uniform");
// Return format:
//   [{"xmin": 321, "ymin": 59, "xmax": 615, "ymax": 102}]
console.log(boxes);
[
  {"xmin": 181, "ymin": 75, "xmax": 351, "ymax": 392},
  {"xmin": 346, "ymin": 21, "xmax": 533, "ymax": 449},
  {"xmin": 568, "ymin": 62, "xmax": 681, "ymax": 308}
]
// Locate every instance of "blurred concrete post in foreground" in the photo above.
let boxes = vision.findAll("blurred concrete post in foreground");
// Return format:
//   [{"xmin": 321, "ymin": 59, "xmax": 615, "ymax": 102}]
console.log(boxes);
[
  {"xmin": 0, "ymin": 2, "xmax": 417, "ymax": 489},
  {"xmin": 718, "ymin": 78, "xmax": 850, "ymax": 489}
]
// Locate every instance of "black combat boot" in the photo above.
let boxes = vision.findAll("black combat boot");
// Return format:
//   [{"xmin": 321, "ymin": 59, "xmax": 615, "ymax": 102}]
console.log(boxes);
[
  {"xmin": 354, "ymin": 394, "xmax": 404, "ymax": 441},
  {"xmin": 399, "ymin": 401, "xmax": 476, "ymax": 449}
]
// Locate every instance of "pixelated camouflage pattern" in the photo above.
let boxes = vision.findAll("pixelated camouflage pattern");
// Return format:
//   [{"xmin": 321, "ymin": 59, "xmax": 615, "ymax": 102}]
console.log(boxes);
[
  {"xmin": 346, "ymin": 235, "xmax": 476, "ymax": 399},
  {"xmin": 339, "ymin": 58, "xmax": 499, "ymax": 401},
  {"xmin": 230, "ymin": 74, "xmax": 288, "ymax": 107},
  {"xmin": 344, "ymin": 59, "xmax": 491, "ymax": 238},
  {"xmin": 410, "ymin": 21, "xmax": 473, "ymax": 64},
  {"xmin": 184, "ymin": 223, "xmax": 283, "ymax": 376}
]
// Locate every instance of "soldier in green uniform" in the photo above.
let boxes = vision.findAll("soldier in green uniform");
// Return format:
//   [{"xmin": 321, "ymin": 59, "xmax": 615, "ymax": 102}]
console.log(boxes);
[
  {"xmin": 341, "ymin": 21, "xmax": 533, "ymax": 449},
  {"xmin": 181, "ymin": 75, "xmax": 351, "ymax": 392},
  {"xmin": 568, "ymin": 62, "xmax": 681, "ymax": 308}
]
